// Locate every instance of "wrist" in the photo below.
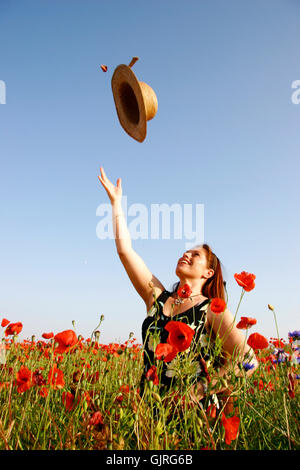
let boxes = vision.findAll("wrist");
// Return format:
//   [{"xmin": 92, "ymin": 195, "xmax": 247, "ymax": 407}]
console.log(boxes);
[
  {"xmin": 112, "ymin": 201, "xmax": 123, "ymax": 215},
  {"xmin": 111, "ymin": 199, "xmax": 122, "ymax": 208}
]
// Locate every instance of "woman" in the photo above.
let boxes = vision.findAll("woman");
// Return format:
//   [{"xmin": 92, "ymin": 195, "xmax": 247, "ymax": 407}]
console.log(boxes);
[{"xmin": 98, "ymin": 167, "xmax": 258, "ymax": 408}]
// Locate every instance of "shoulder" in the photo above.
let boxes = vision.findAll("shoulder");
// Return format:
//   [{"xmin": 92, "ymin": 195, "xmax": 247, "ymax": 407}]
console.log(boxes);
[
  {"xmin": 206, "ymin": 304, "xmax": 241, "ymax": 343},
  {"xmin": 194, "ymin": 297, "xmax": 210, "ymax": 314},
  {"xmin": 145, "ymin": 288, "xmax": 171, "ymax": 311}
]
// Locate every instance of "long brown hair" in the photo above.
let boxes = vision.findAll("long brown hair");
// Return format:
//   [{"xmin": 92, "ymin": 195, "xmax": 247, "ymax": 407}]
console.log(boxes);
[{"xmin": 172, "ymin": 243, "xmax": 227, "ymax": 301}]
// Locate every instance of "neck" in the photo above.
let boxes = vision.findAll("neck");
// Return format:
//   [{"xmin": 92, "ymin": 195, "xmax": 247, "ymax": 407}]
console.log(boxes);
[{"xmin": 177, "ymin": 279, "xmax": 205, "ymax": 295}]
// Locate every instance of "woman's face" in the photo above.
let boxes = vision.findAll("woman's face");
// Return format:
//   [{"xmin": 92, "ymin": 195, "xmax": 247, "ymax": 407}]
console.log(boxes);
[{"xmin": 176, "ymin": 246, "xmax": 214, "ymax": 282}]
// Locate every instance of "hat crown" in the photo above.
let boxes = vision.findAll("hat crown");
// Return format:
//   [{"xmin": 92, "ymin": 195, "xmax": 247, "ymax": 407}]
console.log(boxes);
[
  {"xmin": 111, "ymin": 64, "xmax": 158, "ymax": 142},
  {"xmin": 139, "ymin": 81, "xmax": 158, "ymax": 122}
]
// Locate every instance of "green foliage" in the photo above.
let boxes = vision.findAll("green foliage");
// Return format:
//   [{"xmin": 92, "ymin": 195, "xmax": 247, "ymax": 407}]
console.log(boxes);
[{"xmin": 0, "ymin": 333, "xmax": 299, "ymax": 450}]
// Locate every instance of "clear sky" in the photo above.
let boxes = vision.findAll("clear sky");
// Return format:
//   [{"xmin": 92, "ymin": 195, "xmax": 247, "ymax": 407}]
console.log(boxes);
[{"xmin": 0, "ymin": 0, "xmax": 299, "ymax": 345}]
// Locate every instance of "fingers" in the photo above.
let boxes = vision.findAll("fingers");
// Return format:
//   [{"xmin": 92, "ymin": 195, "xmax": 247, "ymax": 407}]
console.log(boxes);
[
  {"xmin": 99, "ymin": 167, "xmax": 110, "ymax": 188},
  {"xmin": 98, "ymin": 175, "xmax": 111, "ymax": 196},
  {"xmin": 99, "ymin": 167, "xmax": 121, "ymax": 190},
  {"xmin": 100, "ymin": 167, "xmax": 107, "ymax": 181},
  {"xmin": 98, "ymin": 174, "xmax": 105, "ymax": 186},
  {"xmin": 100, "ymin": 167, "xmax": 115, "ymax": 186}
]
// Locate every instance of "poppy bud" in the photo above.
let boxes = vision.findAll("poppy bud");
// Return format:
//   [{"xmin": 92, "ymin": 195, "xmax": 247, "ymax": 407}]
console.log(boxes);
[
  {"xmin": 83, "ymin": 400, "xmax": 88, "ymax": 412},
  {"xmin": 147, "ymin": 380, "xmax": 154, "ymax": 390},
  {"xmin": 152, "ymin": 392, "xmax": 161, "ymax": 403},
  {"xmin": 268, "ymin": 304, "xmax": 275, "ymax": 311},
  {"xmin": 196, "ymin": 416, "xmax": 203, "ymax": 430},
  {"xmin": 220, "ymin": 377, "xmax": 228, "ymax": 388},
  {"xmin": 155, "ymin": 420, "xmax": 164, "ymax": 435}
]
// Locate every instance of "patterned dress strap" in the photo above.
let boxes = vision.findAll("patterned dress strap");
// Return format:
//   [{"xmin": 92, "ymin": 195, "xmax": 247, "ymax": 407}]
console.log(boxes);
[{"xmin": 146, "ymin": 290, "xmax": 170, "ymax": 318}]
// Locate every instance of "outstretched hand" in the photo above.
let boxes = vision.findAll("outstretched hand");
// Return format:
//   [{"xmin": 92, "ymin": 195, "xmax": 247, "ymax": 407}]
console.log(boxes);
[{"xmin": 98, "ymin": 167, "xmax": 122, "ymax": 205}]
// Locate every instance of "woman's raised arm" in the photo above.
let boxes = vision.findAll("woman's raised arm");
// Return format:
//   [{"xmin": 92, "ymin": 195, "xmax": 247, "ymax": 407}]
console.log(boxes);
[{"xmin": 98, "ymin": 167, "xmax": 164, "ymax": 306}]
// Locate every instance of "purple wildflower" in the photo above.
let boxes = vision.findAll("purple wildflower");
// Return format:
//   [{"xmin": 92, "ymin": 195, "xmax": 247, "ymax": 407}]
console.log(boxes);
[
  {"xmin": 288, "ymin": 331, "xmax": 300, "ymax": 341},
  {"xmin": 242, "ymin": 362, "xmax": 255, "ymax": 371}
]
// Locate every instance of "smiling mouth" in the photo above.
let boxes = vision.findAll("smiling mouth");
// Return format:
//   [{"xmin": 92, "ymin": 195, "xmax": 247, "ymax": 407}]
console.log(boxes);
[{"xmin": 178, "ymin": 260, "xmax": 190, "ymax": 265}]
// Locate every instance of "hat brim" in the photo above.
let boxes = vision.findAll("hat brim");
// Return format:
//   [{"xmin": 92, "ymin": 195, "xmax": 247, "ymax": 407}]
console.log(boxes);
[{"xmin": 111, "ymin": 64, "xmax": 147, "ymax": 142}]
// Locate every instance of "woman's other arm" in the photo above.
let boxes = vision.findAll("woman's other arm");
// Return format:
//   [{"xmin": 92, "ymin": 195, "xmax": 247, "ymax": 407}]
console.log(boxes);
[
  {"xmin": 207, "ymin": 305, "xmax": 259, "ymax": 376},
  {"xmin": 189, "ymin": 307, "xmax": 259, "ymax": 402}
]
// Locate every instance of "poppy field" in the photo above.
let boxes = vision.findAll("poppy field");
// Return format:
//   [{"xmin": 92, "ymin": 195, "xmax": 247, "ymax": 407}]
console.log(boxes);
[{"xmin": 0, "ymin": 273, "xmax": 299, "ymax": 451}]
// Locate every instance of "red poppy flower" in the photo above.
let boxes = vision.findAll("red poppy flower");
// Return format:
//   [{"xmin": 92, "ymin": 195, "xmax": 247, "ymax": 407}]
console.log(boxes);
[
  {"xmin": 199, "ymin": 358, "xmax": 211, "ymax": 383},
  {"xmin": 32, "ymin": 369, "xmax": 46, "ymax": 386},
  {"xmin": 269, "ymin": 338, "xmax": 285, "ymax": 348},
  {"xmin": 254, "ymin": 378, "xmax": 275, "ymax": 392},
  {"xmin": 47, "ymin": 365, "xmax": 65, "ymax": 390},
  {"xmin": 247, "ymin": 332, "xmax": 269, "ymax": 350},
  {"xmin": 0, "ymin": 381, "xmax": 10, "ymax": 391},
  {"xmin": 221, "ymin": 413, "xmax": 240, "ymax": 445},
  {"xmin": 5, "ymin": 322, "xmax": 23, "ymax": 336},
  {"xmin": 288, "ymin": 373, "xmax": 296, "ymax": 399},
  {"xmin": 206, "ymin": 404, "xmax": 217, "ymax": 419},
  {"xmin": 42, "ymin": 332, "xmax": 54, "ymax": 340},
  {"xmin": 236, "ymin": 316, "xmax": 257, "ymax": 329},
  {"xmin": 145, "ymin": 365, "xmax": 159, "ymax": 385},
  {"xmin": 115, "ymin": 394, "xmax": 124, "ymax": 404},
  {"xmin": 100, "ymin": 64, "xmax": 108, "ymax": 72},
  {"xmin": 234, "ymin": 271, "xmax": 256, "ymax": 292},
  {"xmin": 155, "ymin": 342, "xmax": 178, "ymax": 362},
  {"xmin": 89, "ymin": 411, "xmax": 104, "ymax": 426},
  {"xmin": 177, "ymin": 283, "xmax": 192, "ymax": 298},
  {"xmin": 16, "ymin": 366, "xmax": 32, "ymax": 393},
  {"xmin": 81, "ymin": 391, "xmax": 91, "ymax": 408},
  {"xmin": 39, "ymin": 387, "xmax": 49, "ymax": 397},
  {"xmin": 165, "ymin": 321, "xmax": 195, "ymax": 352},
  {"xmin": 1, "ymin": 318, "xmax": 10, "ymax": 328},
  {"xmin": 62, "ymin": 391, "xmax": 77, "ymax": 411},
  {"xmin": 54, "ymin": 330, "xmax": 78, "ymax": 354},
  {"xmin": 210, "ymin": 298, "xmax": 226, "ymax": 314}
]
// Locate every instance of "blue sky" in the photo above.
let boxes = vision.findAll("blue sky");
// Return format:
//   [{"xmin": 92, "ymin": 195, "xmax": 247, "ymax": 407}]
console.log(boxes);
[{"xmin": 0, "ymin": 0, "xmax": 299, "ymax": 344}]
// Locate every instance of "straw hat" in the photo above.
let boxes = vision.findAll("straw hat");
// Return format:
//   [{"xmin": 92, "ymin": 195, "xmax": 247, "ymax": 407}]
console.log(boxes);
[{"xmin": 111, "ymin": 57, "xmax": 158, "ymax": 142}]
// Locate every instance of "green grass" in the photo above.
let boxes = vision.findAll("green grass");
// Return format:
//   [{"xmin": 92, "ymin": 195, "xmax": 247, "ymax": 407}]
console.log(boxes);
[{"xmin": 0, "ymin": 330, "xmax": 299, "ymax": 450}]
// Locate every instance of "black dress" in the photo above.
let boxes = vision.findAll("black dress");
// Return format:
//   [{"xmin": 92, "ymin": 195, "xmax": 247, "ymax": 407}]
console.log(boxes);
[{"xmin": 140, "ymin": 290, "xmax": 221, "ymax": 398}]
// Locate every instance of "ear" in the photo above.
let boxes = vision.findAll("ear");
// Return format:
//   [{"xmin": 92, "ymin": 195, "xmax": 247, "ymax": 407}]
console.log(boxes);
[{"xmin": 204, "ymin": 269, "xmax": 214, "ymax": 280}]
